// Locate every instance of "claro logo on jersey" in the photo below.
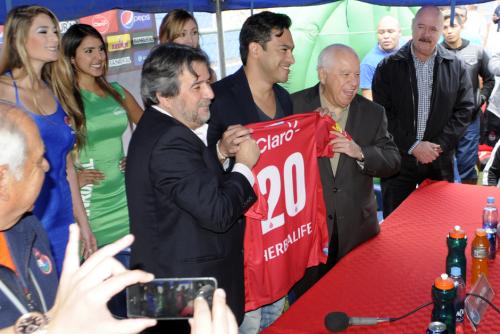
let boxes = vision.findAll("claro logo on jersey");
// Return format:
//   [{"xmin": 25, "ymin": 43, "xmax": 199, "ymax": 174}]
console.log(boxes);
[
  {"xmin": 107, "ymin": 34, "xmax": 131, "ymax": 52},
  {"xmin": 256, "ymin": 119, "xmax": 300, "ymax": 154},
  {"xmin": 120, "ymin": 10, "xmax": 153, "ymax": 30}
]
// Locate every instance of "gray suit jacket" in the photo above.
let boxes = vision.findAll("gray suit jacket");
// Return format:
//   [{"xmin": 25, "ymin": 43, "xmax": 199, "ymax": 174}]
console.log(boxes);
[{"xmin": 291, "ymin": 84, "xmax": 400, "ymax": 260}]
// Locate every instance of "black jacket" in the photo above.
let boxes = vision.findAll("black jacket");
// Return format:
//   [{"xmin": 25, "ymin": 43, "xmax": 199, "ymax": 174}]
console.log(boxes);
[
  {"xmin": 441, "ymin": 39, "xmax": 495, "ymax": 110},
  {"xmin": 372, "ymin": 41, "xmax": 475, "ymax": 155},
  {"xmin": 488, "ymin": 146, "xmax": 500, "ymax": 186},
  {"xmin": 292, "ymin": 86, "xmax": 400, "ymax": 260},
  {"xmin": 126, "ymin": 107, "xmax": 256, "ymax": 326},
  {"xmin": 207, "ymin": 66, "xmax": 293, "ymax": 147}
]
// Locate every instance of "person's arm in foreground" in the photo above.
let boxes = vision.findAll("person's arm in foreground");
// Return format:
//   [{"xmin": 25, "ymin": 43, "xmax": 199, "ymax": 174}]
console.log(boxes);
[{"xmin": 0, "ymin": 224, "xmax": 157, "ymax": 334}]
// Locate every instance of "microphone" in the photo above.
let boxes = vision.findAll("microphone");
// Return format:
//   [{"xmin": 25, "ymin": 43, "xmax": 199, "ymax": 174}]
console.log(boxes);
[
  {"xmin": 324, "ymin": 312, "xmax": 390, "ymax": 332},
  {"xmin": 324, "ymin": 301, "xmax": 433, "ymax": 332}
]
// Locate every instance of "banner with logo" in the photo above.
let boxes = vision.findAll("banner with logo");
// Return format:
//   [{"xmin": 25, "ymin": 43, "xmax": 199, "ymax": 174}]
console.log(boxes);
[{"xmin": 75, "ymin": 10, "xmax": 156, "ymax": 76}]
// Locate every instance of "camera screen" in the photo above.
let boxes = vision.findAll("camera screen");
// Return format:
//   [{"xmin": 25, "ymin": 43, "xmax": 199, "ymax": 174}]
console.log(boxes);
[{"xmin": 126, "ymin": 277, "xmax": 217, "ymax": 319}]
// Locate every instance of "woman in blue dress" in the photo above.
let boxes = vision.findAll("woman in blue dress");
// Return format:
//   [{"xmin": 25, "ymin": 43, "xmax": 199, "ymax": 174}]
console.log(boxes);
[{"xmin": 0, "ymin": 5, "xmax": 97, "ymax": 274}]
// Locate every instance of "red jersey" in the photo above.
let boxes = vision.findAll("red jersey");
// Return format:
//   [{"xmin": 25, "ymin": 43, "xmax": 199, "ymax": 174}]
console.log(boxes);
[{"xmin": 244, "ymin": 112, "xmax": 333, "ymax": 311}]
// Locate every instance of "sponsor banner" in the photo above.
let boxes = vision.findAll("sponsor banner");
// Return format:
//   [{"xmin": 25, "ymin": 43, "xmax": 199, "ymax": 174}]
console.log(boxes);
[
  {"xmin": 108, "ymin": 52, "xmax": 132, "ymax": 73},
  {"xmin": 59, "ymin": 20, "xmax": 77, "ymax": 34},
  {"xmin": 107, "ymin": 34, "xmax": 131, "ymax": 52},
  {"xmin": 131, "ymin": 31, "xmax": 155, "ymax": 47},
  {"xmin": 133, "ymin": 49, "xmax": 150, "ymax": 67},
  {"xmin": 79, "ymin": 10, "xmax": 119, "ymax": 35},
  {"xmin": 119, "ymin": 10, "xmax": 153, "ymax": 31}
]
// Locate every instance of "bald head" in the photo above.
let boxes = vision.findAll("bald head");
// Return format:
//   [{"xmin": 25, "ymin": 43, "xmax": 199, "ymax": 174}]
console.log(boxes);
[
  {"xmin": 377, "ymin": 16, "xmax": 401, "ymax": 51},
  {"xmin": 414, "ymin": 6, "xmax": 443, "ymax": 27},
  {"xmin": 317, "ymin": 44, "xmax": 360, "ymax": 110},
  {"xmin": 411, "ymin": 6, "xmax": 443, "ymax": 61},
  {"xmin": 317, "ymin": 44, "xmax": 359, "ymax": 70}
]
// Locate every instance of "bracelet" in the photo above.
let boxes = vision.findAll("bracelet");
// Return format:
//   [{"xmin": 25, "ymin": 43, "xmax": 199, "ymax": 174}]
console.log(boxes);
[{"xmin": 216, "ymin": 140, "xmax": 228, "ymax": 160}]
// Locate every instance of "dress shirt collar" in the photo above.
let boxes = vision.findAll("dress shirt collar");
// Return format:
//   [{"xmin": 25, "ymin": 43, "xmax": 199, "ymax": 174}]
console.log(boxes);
[{"xmin": 152, "ymin": 105, "xmax": 208, "ymax": 146}]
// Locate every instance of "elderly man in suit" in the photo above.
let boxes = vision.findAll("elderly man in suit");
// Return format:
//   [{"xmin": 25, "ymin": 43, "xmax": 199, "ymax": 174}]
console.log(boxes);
[
  {"xmin": 125, "ymin": 44, "xmax": 260, "ymax": 334},
  {"xmin": 291, "ymin": 44, "xmax": 401, "ymax": 298}
]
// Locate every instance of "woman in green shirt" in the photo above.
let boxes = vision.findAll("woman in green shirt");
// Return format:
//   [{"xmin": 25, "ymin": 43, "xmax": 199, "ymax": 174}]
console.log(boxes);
[{"xmin": 62, "ymin": 24, "xmax": 143, "ymax": 252}]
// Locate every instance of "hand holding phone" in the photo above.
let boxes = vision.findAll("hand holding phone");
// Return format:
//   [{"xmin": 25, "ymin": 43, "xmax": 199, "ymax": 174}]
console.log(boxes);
[{"xmin": 189, "ymin": 289, "xmax": 238, "ymax": 334}]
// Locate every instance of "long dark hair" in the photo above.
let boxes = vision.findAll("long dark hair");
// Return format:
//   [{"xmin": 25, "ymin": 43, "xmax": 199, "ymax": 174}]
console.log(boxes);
[{"xmin": 62, "ymin": 24, "xmax": 125, "ymax": 115}]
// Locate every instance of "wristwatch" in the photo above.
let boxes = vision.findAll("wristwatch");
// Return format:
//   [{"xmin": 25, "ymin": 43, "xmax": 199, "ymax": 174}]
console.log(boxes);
[{"xmin": 14, "ymin": 311, "xmax": 49, "ymax": 334}]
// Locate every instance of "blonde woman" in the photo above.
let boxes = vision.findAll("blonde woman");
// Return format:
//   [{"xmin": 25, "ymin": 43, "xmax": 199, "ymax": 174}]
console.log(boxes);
[
  {"xmin": 0, "ymin": 5, "xmax": 96, "ymax": 274},
  {"xmin": 159, "ymin": 9, "xmax": 200, "ymax": 47},
  {"xmin": 159, "ymin": 9, "xmax": 217, "ymax": 82}
]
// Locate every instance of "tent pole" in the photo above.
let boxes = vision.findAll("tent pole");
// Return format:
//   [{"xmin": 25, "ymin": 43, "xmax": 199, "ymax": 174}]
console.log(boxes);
[
  {"xmin": 450, "ymin": 0, "xmax": 456, "ymax": 26},
  {"xmin": 215, "ymin": 0, "xmax": 227, "ymax": 78}
]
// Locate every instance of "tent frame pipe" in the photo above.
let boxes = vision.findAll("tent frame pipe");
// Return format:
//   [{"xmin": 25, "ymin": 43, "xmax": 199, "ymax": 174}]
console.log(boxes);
[{"xmin": 215, "ymin": 0, "xmax": 227, "ymax": 78}]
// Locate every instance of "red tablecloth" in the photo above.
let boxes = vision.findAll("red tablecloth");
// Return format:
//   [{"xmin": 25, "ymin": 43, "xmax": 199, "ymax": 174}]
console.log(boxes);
[{"xmin": 263, "ymin": 181, "xmax": 500, "ymax": 334}]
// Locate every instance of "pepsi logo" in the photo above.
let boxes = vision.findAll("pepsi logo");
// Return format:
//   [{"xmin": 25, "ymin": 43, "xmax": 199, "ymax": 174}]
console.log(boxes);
[
  {"xmin": 92, "ymin": 15, "xmax": 110, "ymax": 34},
  {"xmin": 119, "ymin": 11, "xmax": 152, "ymax": 30},
  {"xmin": 120, "ymin": 10, "xmax": 134, "ymax": 30}
]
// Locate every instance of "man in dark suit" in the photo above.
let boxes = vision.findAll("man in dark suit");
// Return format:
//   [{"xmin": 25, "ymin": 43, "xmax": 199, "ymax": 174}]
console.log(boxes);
[
  {"xmin": 291, "ymin": 44, "xmax": 401, "ymax": 298},
  {"xmin": 207, "ymin": 11, "xmax": 294, "ymax": 158},
  {"xmin": 206, "ymin": 11, "xmax": 294, "ymax": 333},
  {"xmin": 125, "ymin": 44, "xmax": 260, "ymax": 333}
]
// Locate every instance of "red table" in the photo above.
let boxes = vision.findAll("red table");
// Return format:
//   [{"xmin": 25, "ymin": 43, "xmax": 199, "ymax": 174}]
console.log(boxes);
[{"xmin": 263, "ymin": 181, "xmax": 500, "ymax": 334}]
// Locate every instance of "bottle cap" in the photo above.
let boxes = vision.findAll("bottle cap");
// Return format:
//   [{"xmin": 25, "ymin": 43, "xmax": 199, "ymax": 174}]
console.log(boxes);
[
  {"xmin": 487, "ymin": 196, "xmax": 495, "ymax": 204},
  {"xmin": 450, "ymin": 226, "xmax": 466, "ymax": 239},
  {"xmin": 476, "ymin": 228, "xmax": 487, "ymax": 237},
  {"xmin": 450, "ymin": 267, "xmax": 461, "ymax": 277},
  {"xmin": 435, "ymin": 274, "xmax": 454, "ymax": 290}
]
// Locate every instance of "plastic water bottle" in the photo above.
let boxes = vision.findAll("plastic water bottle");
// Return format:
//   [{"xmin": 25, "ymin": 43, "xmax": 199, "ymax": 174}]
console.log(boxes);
[
  {"xmin": 431, "ymin": 273, "xmax": 456, "ymax": 334},
  {"xmin": 449, "ymin": 267, "xmax": 465, "ymax": 332},
  {"xmin": 471, "ymin": 228, "xmax": 490, "ymax": 285},
  {"xmin": 482, "ymin": 196, "xmax": 498, "ymax": 260},
  {"xmin": 446, "ymin": 226, "xmax": 467, "ymax": 282}
]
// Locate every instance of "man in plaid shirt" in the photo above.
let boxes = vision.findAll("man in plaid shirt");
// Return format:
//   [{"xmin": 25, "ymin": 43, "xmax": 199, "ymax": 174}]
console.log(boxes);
[{"xmin": 372, "ymin": 6, "xmax": 475, "ymax": 218}]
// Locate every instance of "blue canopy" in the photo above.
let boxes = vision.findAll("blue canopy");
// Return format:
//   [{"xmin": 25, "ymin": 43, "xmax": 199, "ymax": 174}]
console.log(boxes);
[{"xmin": 0, "ymin": 0, "xmax": 492, "ymax": 23}]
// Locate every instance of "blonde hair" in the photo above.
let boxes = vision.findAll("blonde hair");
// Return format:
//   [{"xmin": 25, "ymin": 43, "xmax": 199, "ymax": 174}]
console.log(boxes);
[
  {"xmin": 0, "ymin": 5, "xmax": 86, "ymax": 148},
  {"xmin": 159, "ymin": 9, "xmax": 198, "ymax": 45}
]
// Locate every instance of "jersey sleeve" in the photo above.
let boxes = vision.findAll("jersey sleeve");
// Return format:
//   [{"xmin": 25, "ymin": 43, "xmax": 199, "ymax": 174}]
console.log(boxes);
[{"xmin": 315, "ymin": 114, "xmax": 335, "ymax": 158}]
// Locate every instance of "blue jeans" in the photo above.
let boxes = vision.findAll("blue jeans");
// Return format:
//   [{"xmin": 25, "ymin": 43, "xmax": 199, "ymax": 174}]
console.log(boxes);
[
  {"xmin": 108, "ymin": 247, "xmax": 130, "ymax": 318},
  {"xmin": 239, "ymin": 296, "xmax": 285, "ymax": 334},
  {"xmin": 456, "ymin": 115, "xmax": 480, "ymax": 182}
]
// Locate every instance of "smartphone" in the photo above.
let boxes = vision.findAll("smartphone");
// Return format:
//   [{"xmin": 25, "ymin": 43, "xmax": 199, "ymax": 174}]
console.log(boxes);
[{"xmin": 126, "ymin": 277, "xmax": 217, "ymax": 320}]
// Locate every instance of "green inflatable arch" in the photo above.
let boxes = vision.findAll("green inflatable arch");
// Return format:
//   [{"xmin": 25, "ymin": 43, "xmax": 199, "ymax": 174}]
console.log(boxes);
[{"xmin": 280, "ymin": 0, "xmax": 418, "ymax": 93}]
